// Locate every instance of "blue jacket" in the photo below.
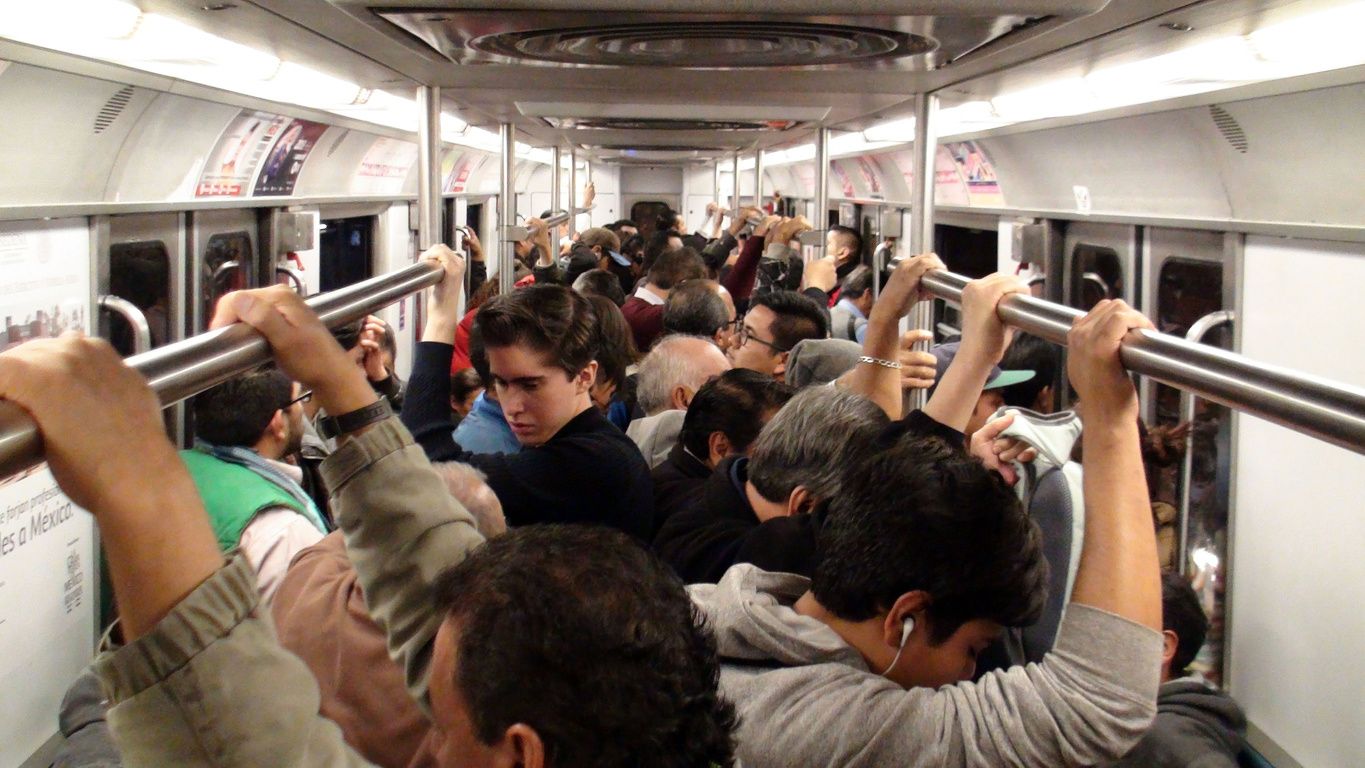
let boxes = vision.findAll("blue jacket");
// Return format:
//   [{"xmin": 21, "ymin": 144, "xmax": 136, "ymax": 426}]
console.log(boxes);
[{"xmin": 452, "ymin": 392, "xmax": 522, "ymax": 455}]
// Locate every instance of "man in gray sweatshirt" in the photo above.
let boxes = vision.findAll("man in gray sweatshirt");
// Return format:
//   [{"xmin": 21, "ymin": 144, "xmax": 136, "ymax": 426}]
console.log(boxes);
[{"xmin": 690, "ymin": 278, "xmax": 1166, "ymax": 767}]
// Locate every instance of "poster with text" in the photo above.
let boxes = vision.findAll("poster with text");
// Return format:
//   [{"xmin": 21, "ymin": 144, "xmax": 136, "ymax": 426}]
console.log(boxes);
[
  {"xmin": 252, "ymin": 119, "xmax": 329, "ymax": 197},
  {"xmin": 444, "ymin": 152, "xmax": 490, "ymax": 194},
  {"xmin": 353, "ymin": 137, "xmax": 418, "ymax": 195},
  {"xmin": 0, "ymin": 218, "xmax": 98, "ymax": 767},
  {"xmin": 196, "ymin": 111, "xmax": 289, "ymax": 198},
  {"xmin": 945, "ymin": 140, "xmax": 1005, "ymax": 206}
]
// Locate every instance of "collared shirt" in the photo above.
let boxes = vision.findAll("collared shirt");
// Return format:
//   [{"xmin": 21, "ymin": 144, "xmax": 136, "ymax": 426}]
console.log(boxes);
[{"xmin": 633, "ymin": 285, "xmax": 667, "ymax": 306}]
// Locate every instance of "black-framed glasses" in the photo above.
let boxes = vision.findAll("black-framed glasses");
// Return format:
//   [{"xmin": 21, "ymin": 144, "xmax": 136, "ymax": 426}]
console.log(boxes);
[
  {"xmin": 735, "ymin": 324, "xmax": 788, "ymax": 353},
  {"xmin": 285, "ymin": 390, "xmax": 313, "ymax": 408}
]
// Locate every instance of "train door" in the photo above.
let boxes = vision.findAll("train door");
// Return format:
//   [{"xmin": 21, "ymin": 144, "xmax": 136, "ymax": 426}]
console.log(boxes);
[
  {"xmin": 1143, "ymin": 227, "xmax": 1237, "ymax": 686},
  {"xmin": 189, "ymin": 208, "xmax": 260, "ymax": 334},
  {"xmin": 932, "ymin": 219, "xmax": 999, "ymax": 342},
  {"xmin": 318, "ymin": 216, "xmax": 374, "ymax": 291}
]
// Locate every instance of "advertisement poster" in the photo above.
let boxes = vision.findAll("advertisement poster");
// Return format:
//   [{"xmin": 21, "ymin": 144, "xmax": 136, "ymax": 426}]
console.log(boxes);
[
  {"xmin": 945, "ymin": 140, "xmax": 1006, "ymax": 206},
  {"xmin": 252, "ymin": 119, "xmax": 329, "ymax": 197},
  {"xmin": 196, "ymin": 111, "xmax": 290, "ymax": 198},
  {"xmin": 444, "ymin": 152, "xmax": 490, "ymax": 194},
  {"xmin": 855, "ymin": 155, "xmax": 884, "ymax": 198},
  {"xmin": 0, "ymin": 219, "xmax": 97, "ymax": 767},
  {"xmin": 353, "ymin": 137, "xmax": 418, "ymax": 195},
  {"xmin": 832, "ymin": 161, "xmax": 856, "ymax": 198}
]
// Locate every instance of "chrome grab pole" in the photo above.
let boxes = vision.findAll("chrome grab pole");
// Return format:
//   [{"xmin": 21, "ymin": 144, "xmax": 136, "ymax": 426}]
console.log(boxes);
[
  {"xmin": 499, "ymin": 123, "xmax": 517, "ymax": 295},
  {"xmin": 0, "ymin": 261, "xmax": 445, "ymax": 478},
  {"xmin": 920, "ymin": 271, "xmax": 1365, "ymax": 455},
  {"xmin": 906, "ymin": 92, "xmax": 939, "ymax": 411},
  {"xmin": 1177, "ymin": 310, "xmax": 1236, "ymax": 575},
  {"xmin": 98, "ymin": 295, "xmax": 152, "ymax": 355}
]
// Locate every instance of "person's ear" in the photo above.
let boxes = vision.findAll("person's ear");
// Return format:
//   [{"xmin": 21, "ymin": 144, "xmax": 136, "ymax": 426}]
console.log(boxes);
[
  {"xmin": 773, "ymin": 350, "xmax": 790, "ymax": 379},
  {"xmin": 786, "ymin": 486, "xmax": 813, "ymax": 516},
  {"xmin": 882, "ymin": 591, "xmax": 932, "ymax": 651},
  {"xmin": 670, "ymin": 385, "xmax": 692, "ymax": 411},
  {"xmin": 491, "ymin": 723, "xmax": 545, "ymax": 768},
  {"xmin": 1161, "ymin": 629, "xmax": 1179, "ymax": 669},
  {"xmin": 1034, "ymin": 384, "xmax": 1054, "ymax": 413},
  {"xmin": 268, "ymin": 409, "xmax": 287, "ymax": 441},
  {"xmin": 575, "ymin": 361, "xmax": 598, "ymax": 394},
  {"xmin": 706, "ymin": 431, "xmax": 732, "ymax": 466}
]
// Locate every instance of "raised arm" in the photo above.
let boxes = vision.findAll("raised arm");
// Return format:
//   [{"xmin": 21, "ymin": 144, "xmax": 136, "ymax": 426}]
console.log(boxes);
[
  {"xmin": 1065, "ymin": 300, "xmax": 1162, "ymax": 629},
  {"xmin": 0, "ymin": 334, "xmax": 376, "ymax": 766},
  {"xmin": 840, "ymin": 252, "xmax": 944, "ymax": 419},
  {"xmin": 922, "ymin": 273, "xmax": 1026, "ymax": 432}
]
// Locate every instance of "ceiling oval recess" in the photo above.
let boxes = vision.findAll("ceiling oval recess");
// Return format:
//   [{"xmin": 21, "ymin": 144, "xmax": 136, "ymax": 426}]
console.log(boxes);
[{"xmin": 469, "ymin": 22, "xmax": 936, "ymax": 68}]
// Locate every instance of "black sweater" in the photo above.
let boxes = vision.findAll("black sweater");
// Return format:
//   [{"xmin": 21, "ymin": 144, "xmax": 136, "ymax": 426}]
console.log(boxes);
[
  {"xmin": 651, "ymin": 410, "xmax": 965, "ymax": 584},
  {"xmin": 401, "ymin": 341, "xmax": 654, "ymax": 541}
]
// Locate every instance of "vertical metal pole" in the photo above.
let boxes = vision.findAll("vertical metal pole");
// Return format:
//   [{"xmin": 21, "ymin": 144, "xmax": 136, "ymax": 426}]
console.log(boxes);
[
  {"xmin": 568, "ymin": 149, "xmax": 579, "ymax": 237},
  {"xmin": 416, "ymin": 86, "xmax": 442, "ymax": 250},
  {"xmin": 814, "ymin": 126, "xmax": 830, "ymax": 255},
  {"xmin": 731, "ymin": 151, "xmax": 741, "ymax": 211},
  {"xmin": 753, "ymin": 149, "xmax": 764, "ymax": 211},
  {"xmin": 499, "ymin": 123, "xmax": 517, "ymax": 295},
  {"xmin": 907, "ymin": 92, "xmax": 939, "ymax": 410},
  {"xmin": 550, "ymin": 146, "xmax": 562, "ymax": 223},
  {"xmin": 713, "ymin": 162, "xmax": 722, "ymax": 208}
]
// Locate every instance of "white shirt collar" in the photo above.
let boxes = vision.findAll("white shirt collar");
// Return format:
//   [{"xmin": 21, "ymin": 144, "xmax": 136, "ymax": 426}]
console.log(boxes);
[{"xmin": 634, "ymin": 285, "xmax": 666, "ymax": 306}]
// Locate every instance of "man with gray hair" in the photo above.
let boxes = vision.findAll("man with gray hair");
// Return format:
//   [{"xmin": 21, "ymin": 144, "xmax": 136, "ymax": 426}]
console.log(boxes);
[
  {"xmin": 652, "ymin": 386, "xmax": 888, "ymax": 584},
  {"xmin": 627, "ymin": 334, "xmax": 731, "ymax": 467}
]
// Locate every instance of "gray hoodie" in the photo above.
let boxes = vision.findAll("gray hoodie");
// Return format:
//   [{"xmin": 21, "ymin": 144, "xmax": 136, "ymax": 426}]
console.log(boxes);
[
  {"xmin": 1108, "ymin": 679, "xmax": 1246, "ymax": 768},
  {"xmin": 690, "ymin": 564, "xmax": 1162, "ymax": 768}
]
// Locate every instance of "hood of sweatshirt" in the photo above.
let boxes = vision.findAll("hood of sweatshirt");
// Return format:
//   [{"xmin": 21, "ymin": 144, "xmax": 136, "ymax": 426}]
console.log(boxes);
[
  {"xmin": 992, "ymin": 406, "xmax": 1082, "ymax": 474},
  {"xmin": 1159, "ymin": 678, "xmax": 1247, "ymax": 742},
  {"xmin": 688, "ymin": 563, "xmax": 865, "ymax": 670}
]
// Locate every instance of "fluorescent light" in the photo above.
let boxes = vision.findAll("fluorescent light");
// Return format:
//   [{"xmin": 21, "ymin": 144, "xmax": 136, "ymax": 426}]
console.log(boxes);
[
  {"xmin": 1084, "ymin": 37, "xmax": 1258, "ymax": 102},
  {"xmin": 862, "ymin": 117, "xmax": 915, "ymax": 143},
  {"xmin": 990, "ymin": 76, "xmax": 1094, "ymax": 122},
  {"xmin": 122, "ymin": 13, "xmax": 281, "ymax": 81},
  {"xmin": 1248, "ymin": 2, "xmax": 1365, "ymax": 72},
  {"xmin": 0, "ymin": 0, "xmax": 142, "ymax": 47},
  {"xmin": 441, "ymin": 113, "xmax": 468, "ymax": 139},
  {"xmin": 265, "ymin": 62, "xmax": 364, "ymax": 107}
]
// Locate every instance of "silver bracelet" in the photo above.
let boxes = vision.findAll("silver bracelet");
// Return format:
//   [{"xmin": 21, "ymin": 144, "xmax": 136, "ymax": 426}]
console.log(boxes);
[{"xmin": 858, "ymin": 355, "xmax": 902, "ymax": 370}]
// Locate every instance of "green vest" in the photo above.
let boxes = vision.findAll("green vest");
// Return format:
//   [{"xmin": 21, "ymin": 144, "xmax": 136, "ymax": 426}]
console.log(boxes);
[{"xmin": 179, "ymin": 449, "xmax": 312, "ymax": 553}]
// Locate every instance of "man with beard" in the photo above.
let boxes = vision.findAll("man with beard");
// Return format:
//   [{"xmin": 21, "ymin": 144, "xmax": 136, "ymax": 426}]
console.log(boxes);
[{"xmin": 182, "ymin": 367, "xmax": 327, "ymax": 602}]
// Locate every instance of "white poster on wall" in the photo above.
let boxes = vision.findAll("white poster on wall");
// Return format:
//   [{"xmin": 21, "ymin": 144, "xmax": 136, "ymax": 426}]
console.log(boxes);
[{"xmin": 0, "ymin": 218, "xmax": 98, "ymax": 768}]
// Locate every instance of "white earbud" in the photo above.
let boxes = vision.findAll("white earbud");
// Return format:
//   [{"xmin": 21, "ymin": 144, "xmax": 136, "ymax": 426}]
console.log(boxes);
[{"xmin": 880, "ymin": 616, "xmax": 915, "ymax": 677}]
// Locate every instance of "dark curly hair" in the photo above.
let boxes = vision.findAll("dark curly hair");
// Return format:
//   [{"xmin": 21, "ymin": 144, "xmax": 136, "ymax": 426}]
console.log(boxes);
[
  {"xmin": 813, "ymin": 434, "xmax": 1049, "ymax": 644},
  {"xmin": 432, "ymin": 525, "xmax": 736, "ymax": 767},
  {"xmin": 476, "ymin": 284, "xmax": 599, "ymax": 380}
]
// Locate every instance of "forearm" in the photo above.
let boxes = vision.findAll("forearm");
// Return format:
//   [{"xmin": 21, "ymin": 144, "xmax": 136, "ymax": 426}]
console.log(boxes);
[
  {"xmin": 1069, "ymin": 416, "xmax": 1162, "ymax": 631},
  {"xmin": 841, "ymin": 304, "xmax": 905, "ymax": 419},
  {"xmin": 720, "ymin": 235, "xmax": 765, "ymax": 301},
  {"xmin": 324, "ymin": 417, "xmax": 485, "ymax": 711},
  {"xmin": 98, "ymin": 447, "xmax": 224, "ymax": 640},
  {"xmin": 922, "ymin": 351, "xmax": 995, "ymax": 433}
]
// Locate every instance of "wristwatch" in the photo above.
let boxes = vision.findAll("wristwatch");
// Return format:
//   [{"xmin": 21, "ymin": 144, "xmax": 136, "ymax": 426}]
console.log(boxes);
[{"xmin": 318, "ymin": 397, "xmax": 393, "ymax": 439}]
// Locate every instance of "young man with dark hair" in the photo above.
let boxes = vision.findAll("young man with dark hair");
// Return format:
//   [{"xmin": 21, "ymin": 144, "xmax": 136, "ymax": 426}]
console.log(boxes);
[
  {"xmin": 651, "ymin": 369, "xmax": 793, "ymax": 533},
  {"xmin": 0, "ymin": 254, "xmax": 737, "ymax": 766},
  {"xmin": 185, "ymin": 368, "xmax": 326, "ymax": 601},
  {"xmin": 1110, "ymin": 572, "xmax": 1247, "ymax": 767},
  {"xmin": 690, "ymin": 290, "xmax": 1167, "ymax": 766},
  {"xmin": 622, "ymin": 246, "xmax": 707, "ymax": 351},
  {"xmin": 402, "ymin": 277, "xmax": 653, "ymax": 541},
  {"xmin": 826, "ymin": 224, "xmax": 865, "ymax": 285},
  {"xmin": 727, "ymin": 290, "xmax": 828, "ymax": 380},
  {"xmin": 1000, "ymin": 332, "xmax": 1062, "ymax": 412}
]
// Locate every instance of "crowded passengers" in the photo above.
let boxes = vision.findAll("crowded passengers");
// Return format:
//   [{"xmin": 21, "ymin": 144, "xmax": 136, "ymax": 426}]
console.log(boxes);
[{"xmin": 0, "ymin": 202, "xmax": 1250, "ymax": 768}]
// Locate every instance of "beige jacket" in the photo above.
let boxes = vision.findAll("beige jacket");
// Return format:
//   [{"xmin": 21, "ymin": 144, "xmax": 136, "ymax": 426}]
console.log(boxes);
[{"xmin": 92, "ymin": 417, "xmax": 485, "ymax": 766}]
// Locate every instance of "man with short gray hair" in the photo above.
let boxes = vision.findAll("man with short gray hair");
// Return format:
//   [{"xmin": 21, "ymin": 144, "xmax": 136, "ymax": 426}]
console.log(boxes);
[
  {"xmin": 627, "ymin": 335, "xmax": 731, "ymax": 467},
  {"xmin": 653, "ymin": 386, "xmax": 888, "ymax": 584}
]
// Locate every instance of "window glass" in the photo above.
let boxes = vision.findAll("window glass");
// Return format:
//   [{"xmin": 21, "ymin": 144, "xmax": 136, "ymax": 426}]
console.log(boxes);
[
  {"xmin": 108, "ymin": 240, "xmax": 170, "ymax": 354},
  {"xmin": 203, "ymin": 231, "xmax": 252, "ymax": 325},
  {"xmin": 1069, "ymin": 243, "xmax": 1123, "ymax": 311}
]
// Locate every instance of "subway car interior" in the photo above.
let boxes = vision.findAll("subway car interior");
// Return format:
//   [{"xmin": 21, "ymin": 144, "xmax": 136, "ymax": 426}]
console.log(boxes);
[{"xmin": 0, "ymin": 1, "xmax": 1362, "ymax": 766}]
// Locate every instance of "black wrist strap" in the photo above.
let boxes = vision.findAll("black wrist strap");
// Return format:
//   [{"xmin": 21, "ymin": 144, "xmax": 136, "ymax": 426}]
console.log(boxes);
[{"xmin": 318, "ymin": 397, "xmax": 392, "ymax": 440}]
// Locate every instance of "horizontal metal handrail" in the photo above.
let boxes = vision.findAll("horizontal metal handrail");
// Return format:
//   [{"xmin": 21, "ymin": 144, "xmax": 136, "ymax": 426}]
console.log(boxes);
[
  {"xmin": 0, "ymin": 261, "xmax": 444, "ymax": 478},
  {"xmin": 921, "ymin": 270, "xmax": 1365, "ymax": 455}
]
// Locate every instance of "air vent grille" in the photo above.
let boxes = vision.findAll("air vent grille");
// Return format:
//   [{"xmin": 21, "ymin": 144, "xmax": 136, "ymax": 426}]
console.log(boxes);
[
  {"xmin": 472, "ymin": 22, "xmax": 935, "ymax": 69},
  {"xmin": 94, "ymin": 86, "xmax": 134, "ymax": 134},
  {"xmin": 1209, "ymin": 105, "xmax": 1248, "ymax": 154}
]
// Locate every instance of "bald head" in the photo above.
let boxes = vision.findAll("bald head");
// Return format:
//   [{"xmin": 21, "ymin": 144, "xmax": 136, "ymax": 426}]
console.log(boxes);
[
  {"xmin": 636, "ymin": 334, "xmax": 732, "ymax": 416},
  {"xmin": 431, "ymin": 462, "xmax": 506, "ymax": 537}
]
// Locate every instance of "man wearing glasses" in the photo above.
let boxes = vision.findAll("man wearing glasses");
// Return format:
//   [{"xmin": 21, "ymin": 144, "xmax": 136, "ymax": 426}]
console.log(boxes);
[
  {"xmin": 179, "ymin": 369, "xmax": 326, "ymax": 602},
  {"xmin": 726, "ymin": 290, "xmax": 829, "ymax": 381}
]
